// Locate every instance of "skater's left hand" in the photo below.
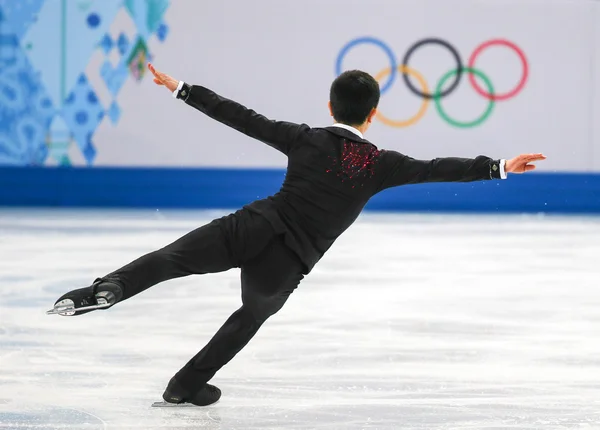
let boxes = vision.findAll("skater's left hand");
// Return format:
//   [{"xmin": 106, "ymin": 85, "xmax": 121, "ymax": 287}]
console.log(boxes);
[
  {"xmin": 148, "ymin": 63, "xmax": 178, "ymax": 92},
  {"xmin": 505, "ymin": 153, "xmax": 547, "ymax": 174}
]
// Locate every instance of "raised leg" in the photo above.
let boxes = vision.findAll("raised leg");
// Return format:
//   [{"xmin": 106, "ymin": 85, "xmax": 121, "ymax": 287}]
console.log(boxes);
[
  {"xmin": 103, "ymin": 216, "xmax": 237, "ymax": 301},
  {"xmin": 50, "ymin": 210, "xmax": 271, "ymax": 316}
]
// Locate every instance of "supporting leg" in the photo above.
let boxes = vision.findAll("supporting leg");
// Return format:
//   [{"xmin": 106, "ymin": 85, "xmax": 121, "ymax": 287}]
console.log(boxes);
[{"xmin": 165, "ymin": 234, "xmax": 304, "ymax": 403}]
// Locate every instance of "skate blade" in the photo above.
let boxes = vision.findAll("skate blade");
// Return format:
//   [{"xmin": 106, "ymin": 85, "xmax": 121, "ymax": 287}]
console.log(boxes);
[
  {"xmin": 46, "ymin": 298, "xmax": 110, "ymax": 316},
  {"xmin": 151, "ymin": 399, "xmax": 220, "ymax": 408},
  {"xmin": 151, "ymin": 401, "xmax": 201, "ymax": 408}
]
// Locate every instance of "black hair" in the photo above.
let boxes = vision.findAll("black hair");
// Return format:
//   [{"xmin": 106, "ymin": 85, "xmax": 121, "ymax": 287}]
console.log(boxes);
[{"xmin": 329, "ymin": 70, "xmax": 380, "ymax": 126}]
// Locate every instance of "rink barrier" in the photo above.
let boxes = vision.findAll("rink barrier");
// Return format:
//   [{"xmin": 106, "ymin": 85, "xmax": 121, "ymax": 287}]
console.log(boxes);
[{"xmin": 0, "ymin": 167, "xmax": 599, "ymax": 213}]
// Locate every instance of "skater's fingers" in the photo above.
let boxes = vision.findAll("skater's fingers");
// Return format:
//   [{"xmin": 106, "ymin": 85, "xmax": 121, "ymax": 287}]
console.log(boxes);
[
  {"xmin": 153, "ymin": 78, "xmax": 164, "ymax": 85},
  {"xmin": 523, "ymin": 154, "xmax": 546, "ymax": 161},
  {"xmin": 148, "ymin": 63, "xmax": 164, "ymax": 82}
]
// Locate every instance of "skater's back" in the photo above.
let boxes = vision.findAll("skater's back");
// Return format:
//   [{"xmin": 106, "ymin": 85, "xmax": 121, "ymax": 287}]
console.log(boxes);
[{"xmin": 179, "ymin": 71, "xmax": 505, "ymax": 273}]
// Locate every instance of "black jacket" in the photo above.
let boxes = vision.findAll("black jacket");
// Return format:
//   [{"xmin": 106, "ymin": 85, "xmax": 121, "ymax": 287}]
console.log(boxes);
[{"xmin": 176, "ymin": 84, "xmax": 504, "ymax": 273}]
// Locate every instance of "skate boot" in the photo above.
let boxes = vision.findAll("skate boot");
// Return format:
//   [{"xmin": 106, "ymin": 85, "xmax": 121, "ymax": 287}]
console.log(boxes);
[
  {"xmin": 159, "ymin": 377, "xmax": 221, "ymax": 407},
  {"xmin": 47, "ymin": 279, "xmax": 123, "ymax": 316}
]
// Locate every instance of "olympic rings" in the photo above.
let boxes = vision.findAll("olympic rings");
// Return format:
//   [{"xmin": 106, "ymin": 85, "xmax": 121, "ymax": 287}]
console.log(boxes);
[
  {"xmin": 335, "ymin": 37, "xmax": 398, "ymax": 94},
  {"xmin": 335, "ymin": 37, "xmax": 529, "ymax": 128},
  {"xmin": 434, "ymin": 67, "xmax": 495, "ymax": 128},
  {"xmin": 402, "ymin": 38, "xmax": 463, "ymax": 100},
  {"xmin": 467, "ymin": 39, "xmax": 528, "ymax": 101},
  {"xmin": 374, "ymin": 65, "xmax": 430, "ymax": 128}
]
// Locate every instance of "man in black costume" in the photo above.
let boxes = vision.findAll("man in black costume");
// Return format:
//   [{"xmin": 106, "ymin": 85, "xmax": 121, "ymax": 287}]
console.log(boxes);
[{"xmin": 50, "ymin": 63, "xmax": 545, "ymax": 406}]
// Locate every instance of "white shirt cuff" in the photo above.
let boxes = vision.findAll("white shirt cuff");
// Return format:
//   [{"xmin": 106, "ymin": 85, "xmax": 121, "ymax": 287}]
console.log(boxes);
[
  {"xmin": 172, "ymin": 81, "xmax": 184, "ymax": 98},
  {"xmin": 499, "ymin": 159, "xmax": 507, "ymax": 179}
]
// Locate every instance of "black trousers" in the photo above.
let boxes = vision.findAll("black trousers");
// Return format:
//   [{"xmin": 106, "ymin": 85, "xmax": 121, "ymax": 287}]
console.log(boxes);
[{"xmin": 102, "ymin": 209, "xmax": 305, "ymax": 393}]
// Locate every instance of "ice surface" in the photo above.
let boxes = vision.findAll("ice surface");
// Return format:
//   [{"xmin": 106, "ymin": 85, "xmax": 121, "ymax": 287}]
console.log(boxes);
[{"xmin": 1, "ymin": 209, "xmax": 600, "ymax": 429}]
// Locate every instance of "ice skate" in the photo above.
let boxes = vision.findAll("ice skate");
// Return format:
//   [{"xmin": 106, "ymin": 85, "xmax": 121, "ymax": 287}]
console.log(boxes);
[
  {"xmin": 151, "ymin": 378, "xmax": 221, "ymax": 407},
  {"xmin": 47, "ymin": 279, "xmax": 123, "ymax": 316}
]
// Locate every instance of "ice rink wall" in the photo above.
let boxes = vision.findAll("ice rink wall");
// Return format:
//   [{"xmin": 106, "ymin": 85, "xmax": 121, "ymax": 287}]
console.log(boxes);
[{"xmin": 0, "ymin": 0, "xmax": 599, "ymax": 213}]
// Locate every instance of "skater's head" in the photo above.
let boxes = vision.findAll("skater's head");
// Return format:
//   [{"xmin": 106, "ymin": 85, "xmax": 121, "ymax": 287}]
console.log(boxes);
[{"xmin": 329, "ymin": 70, "xmax": 380, "ymax": 134}]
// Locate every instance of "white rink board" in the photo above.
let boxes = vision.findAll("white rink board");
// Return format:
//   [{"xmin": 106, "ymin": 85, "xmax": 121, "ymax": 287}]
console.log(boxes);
[{"xmin": 1, "ymin": 210, "xmax": 600, "ymax": 429}]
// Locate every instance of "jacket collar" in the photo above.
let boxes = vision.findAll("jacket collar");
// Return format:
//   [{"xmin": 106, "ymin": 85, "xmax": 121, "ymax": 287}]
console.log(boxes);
[
  {"xmin": 322, "ymin": 126, "xmax": 373, "ymax": 145},
  {"xmin": 330, "ymin": 123, "xmax": 364, "ymax": 138}
]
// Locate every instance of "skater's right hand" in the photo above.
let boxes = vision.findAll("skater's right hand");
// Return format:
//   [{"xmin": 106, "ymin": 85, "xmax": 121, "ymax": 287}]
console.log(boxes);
[
  {"xmin": 148, "ymin": 63, "xmax": 179, "ymax": 92},
  {"xmin": 505, "ymin": 154, "xmax": 546, "ymax": 174}
]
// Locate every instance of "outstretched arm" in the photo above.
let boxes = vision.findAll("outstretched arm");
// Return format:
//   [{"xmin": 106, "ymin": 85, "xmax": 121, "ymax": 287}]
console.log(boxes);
[
  {"xmin": 148, "ymin": 63, "xmax": 304, "ymax": 155},
  {"xmin": 379, "ymin": 151, "xmax": 546, "ymax": 190}
]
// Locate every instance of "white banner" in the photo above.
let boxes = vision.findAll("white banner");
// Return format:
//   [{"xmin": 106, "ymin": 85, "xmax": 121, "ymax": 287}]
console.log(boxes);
[{"xmin": 14, "ymin": 0, "xmax": 597, "ymax": 171}]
